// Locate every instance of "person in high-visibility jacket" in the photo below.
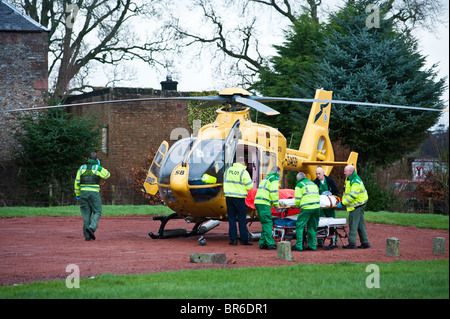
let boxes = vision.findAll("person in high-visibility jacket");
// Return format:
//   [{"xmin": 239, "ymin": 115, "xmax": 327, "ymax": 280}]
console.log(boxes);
[
  {"xmin": 338, "ymin": 165, "xmax": 370, "ymax": 249},
  {"xmin": 223, "ymin": 157, "xmax": 253, "ymax": 245},
  {"xmin": 292, "ymin": 172, "xmax": 320, "ymax": 251},
  {"xmin": 74, "ymin": 152, "xmax": 110, "ymax": 241},
  {"xmin": 254, "ymin": 166, "xmax": 280, "ymax": 250},
  {"xmin": 313, "ymin": 166, "xmax": 339, "ymax": 247}
]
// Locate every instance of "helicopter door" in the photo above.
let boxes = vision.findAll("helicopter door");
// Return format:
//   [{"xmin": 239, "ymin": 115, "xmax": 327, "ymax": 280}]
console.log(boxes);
[
  {"xmin": 224, "ymin": 120, "xmax": 240, "ymax": 171},
  {"xmin": 143, "ymin": 141, "xmax": 169, "ymax": 195}
]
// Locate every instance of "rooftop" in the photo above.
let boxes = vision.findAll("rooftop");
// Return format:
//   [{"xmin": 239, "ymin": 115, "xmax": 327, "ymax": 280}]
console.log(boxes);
[{"xmin": 0, "ymin": 0, "xmax": 49, "ymax": 32}]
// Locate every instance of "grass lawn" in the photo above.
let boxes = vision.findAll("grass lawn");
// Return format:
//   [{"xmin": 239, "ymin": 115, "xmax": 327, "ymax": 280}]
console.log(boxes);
[
  {"xmin": 0, "ymin": 204, "xmax": 173, "ymax": 218},
  {"xmin": 0, "ymin": 205, "xmax": 447, "ymax": 299},
  {"xmin": 335, "ymin": 210, "xmax": 448, "ymax": 230},
  {"xmin": 1, "ymin": 205, "xmax": 448, "ymax": 230},
  {"xmin": 0, "ymin": 260, "xmax": 447, "ymax": 299}
]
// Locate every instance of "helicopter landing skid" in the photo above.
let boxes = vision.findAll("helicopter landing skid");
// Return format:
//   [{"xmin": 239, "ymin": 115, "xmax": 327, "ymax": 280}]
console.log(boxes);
[{"xmin": 148, "ymin": 212, "xmax": 205, "ymax": 239}]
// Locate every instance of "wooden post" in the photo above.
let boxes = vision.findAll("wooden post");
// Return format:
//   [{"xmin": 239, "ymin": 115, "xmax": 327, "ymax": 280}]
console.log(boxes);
[
  {"xmin": 111, "ymin": 185, "xmax": 115, "ymax": 205},
  {"xmin": 386, "ymin": 237, "xmax": 400, "ymax": 257},
  {"xmin": 432, "ymin": 237, "xmax": 446, "ymax": 255},
  {"xmin": 277, "ymin": 241, "xmax": 291, "ymax": 261},
  {"xmin": 428, "ymin": 198, "xmax": 434, "ymax": 214},
  {"xmin": 49, "ymin": 184, "xmax": 53, "ymax": 207}
]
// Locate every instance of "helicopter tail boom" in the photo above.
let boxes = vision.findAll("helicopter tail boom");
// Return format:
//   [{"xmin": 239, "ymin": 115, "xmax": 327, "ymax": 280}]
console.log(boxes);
[
  {"xmin": 283, "ymin": 150, "xmax": 359, "ymax": 177},
  {"xmin": 282, "ymin": 89, "xmax": 359, "ymax": 179}
]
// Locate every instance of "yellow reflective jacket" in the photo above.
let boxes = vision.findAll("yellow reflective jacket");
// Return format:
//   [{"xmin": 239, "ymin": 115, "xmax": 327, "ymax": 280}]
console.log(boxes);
[
  {"xmin": 294, "ymin": 177, "xmax": 320, "ymax": 210},
  {"xmin": 223, "ymin": 163, "xmax": 253, "ymax": 198},
  {"xmin": 342, "ymin": 171, "xmax": 368, "ymax": 212},
  {"xmin": 74, "ymin": 159, "xmax": 110, "ymax": 196},
  {"xmin": 202, "ymin": 173, "xmax": 217, "ymax": 184},
  {"xmin": 254, "ymin": 172, "xmax": 280, "ymax": 207}
]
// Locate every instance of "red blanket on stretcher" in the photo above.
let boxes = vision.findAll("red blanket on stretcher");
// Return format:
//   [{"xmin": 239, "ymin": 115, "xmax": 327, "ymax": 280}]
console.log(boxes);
[{"xmin": 245, "ymin": 188, "xmax": 300, "ymax": 217}]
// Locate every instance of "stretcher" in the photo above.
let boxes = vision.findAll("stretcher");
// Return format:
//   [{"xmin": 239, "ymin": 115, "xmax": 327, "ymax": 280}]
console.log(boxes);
[
  {"xmin": 246, "ymin": 190, "xmax": 341, "ymax": 218},
  {"xmin": 278, "ymin": 194, "xmax": 341, "ymax": 209},
  {"xmin": 246, "ymin": 188, "xmax": 301, "ymax": 217},
  {"xmin": 272, "ymin": 216, "xmax": 348, "ymax": 249}
]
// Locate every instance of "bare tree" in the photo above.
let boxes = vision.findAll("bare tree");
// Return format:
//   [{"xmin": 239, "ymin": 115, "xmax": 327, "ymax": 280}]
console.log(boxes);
[
  {"xmin": 13, "ymin": 0, "xmax": 446, "ymax": 95},
  {"xmin": 13, "ymin": 0, "xmax": 169, "ymax": 97},
  {"xmin": 385, "ymin": 0, "xmax": 448, "ymax": 32},
  {"xmin": 251, "ymin": 0, "xmax": 306, "ymax": 23},
  {"xmin": 164, "ymin": 0, "xmax": 315, "ymax": 87},
  {"xmin": 165, "ymin": 0, "xmax": 447, "ymax": 88}
]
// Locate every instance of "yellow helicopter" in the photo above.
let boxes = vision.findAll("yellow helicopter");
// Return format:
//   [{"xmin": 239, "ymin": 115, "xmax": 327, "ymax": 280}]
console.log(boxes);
[
  {"xmin": 4, "ymin": 86, "xmax": 446, "ymax": 239},
  {"xmin": 141, "ymin": 87, "xmax": 396, "ymax": 239}
]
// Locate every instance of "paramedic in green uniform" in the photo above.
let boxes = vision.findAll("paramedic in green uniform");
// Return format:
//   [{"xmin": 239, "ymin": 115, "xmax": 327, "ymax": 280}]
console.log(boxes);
[
  {"xmin": 292, "ymin": 172, "xmax": 320, "ymax": 251},
  {"xmin": 254, "ymin": 166, "xmax": 280, "ymax": 250},
  {"xmin": 74, "ymin": 152, "xmax": 110, "ymax": 241},
  {"xmin": 313, "ymin": 166, "xmax": 339, "ymax": 247}
]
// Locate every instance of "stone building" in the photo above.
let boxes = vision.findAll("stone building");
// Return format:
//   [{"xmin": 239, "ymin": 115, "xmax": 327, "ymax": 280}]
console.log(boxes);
[
  {"xmin": 0, "ymin": 0, "xmax": 49, "ymax": 205},
  {"xmin": 0, "ymin": 0, "xmax": 49, "ymax": 161}
]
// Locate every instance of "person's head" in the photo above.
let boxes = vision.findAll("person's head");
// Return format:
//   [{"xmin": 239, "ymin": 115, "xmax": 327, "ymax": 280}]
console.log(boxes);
[
  {"xmin": 271, "ymin": 166, "xmax": 281, "ymax": 174},
  {"xmin": 89, "ymin": 152, "xmax": 98, "ymax": 160},
  {"xmin": 344, "ymin": 165, "xmax": 355, "ymax": 178},
  {"xmin": 235, "ymin": 155, "xmax": 246, "ymax": 165},
  {"xmin": 316, "ymin": 166, "xmax": 325, "ymax": 181},
  {"xmin": 296, "ymin": 172, "xmax": 306, "ymax": 180}
]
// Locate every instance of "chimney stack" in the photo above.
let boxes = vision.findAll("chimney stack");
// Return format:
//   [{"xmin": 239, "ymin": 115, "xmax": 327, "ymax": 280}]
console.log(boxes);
[{"xmin": 160, "ymin": 75, "xmax": 178, "ymax": 91}]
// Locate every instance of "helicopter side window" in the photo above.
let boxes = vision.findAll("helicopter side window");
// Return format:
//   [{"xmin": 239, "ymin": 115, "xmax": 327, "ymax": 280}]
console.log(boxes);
[
  {"xmin": 261, "ymin": 150, "xmax": 277, "ymax": 176},
  {"xmin": 149, "ymin": 142, "xmax": 168, "ymax": 180},
  {"xmin": 236, "ymin": 145, "xmax": 260, "ymax": 188}
]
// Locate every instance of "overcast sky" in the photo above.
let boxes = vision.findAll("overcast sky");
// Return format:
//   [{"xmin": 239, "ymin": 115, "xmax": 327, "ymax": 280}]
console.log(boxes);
[{"xmin": 94, "ymin": 1, "xmax": 449, "ymax": 128}]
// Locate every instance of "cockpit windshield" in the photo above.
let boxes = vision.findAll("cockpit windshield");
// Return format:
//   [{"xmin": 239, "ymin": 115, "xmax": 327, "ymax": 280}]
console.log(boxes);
[
  {"xmin": 158, "ymin": 121, "xmax": 240, "ymax": 203},
  {"xmin": 158, "ymin": 137, "xmax": 197, "ymax": 185},
  {"xmin": 186, "ymin": 138, "xmax": 224, "ymax": 202},
  {"xmin": 187, "ymin": 139, "xmax": 224, "ymax": 185}
]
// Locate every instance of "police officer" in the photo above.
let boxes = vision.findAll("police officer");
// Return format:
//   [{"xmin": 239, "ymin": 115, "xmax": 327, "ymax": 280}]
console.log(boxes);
[
  {"xmin": 292, "ymin": 172, "xmax": 320, "ymax": 251},
  {"xmin": 254, "ymin": 166, "xmax": 280, "ymax": 250},
  {"xmin": 74, "ymin": 152, "xmax": 110, "ymax": 241},
  {"xmin": 338, "ymin": 165, "xmax": 370, "ymax": 249},
  {"xmin": 223, "ymin": 156, "xmax": 253, "ymax": 245}
]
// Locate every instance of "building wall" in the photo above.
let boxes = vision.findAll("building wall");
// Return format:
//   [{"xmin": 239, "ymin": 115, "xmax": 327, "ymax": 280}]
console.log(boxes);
[
  {"xmin": 0, "ymin": 31, "xmax": 48, "ymax": 109},
  {"xmin": 66, "ymin": 87, "xmax": 190, "ymax": 204},
  {"xmin": 0, "ymin": 31, "xmax": 48, "ymax": 161}
]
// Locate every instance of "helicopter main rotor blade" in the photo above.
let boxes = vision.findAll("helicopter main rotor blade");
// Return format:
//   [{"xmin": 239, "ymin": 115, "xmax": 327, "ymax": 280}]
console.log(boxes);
[
  {"xmin": 252, "ymin": 96, "xmax": 448, "ymax": 113},
  {"xmin": 1, "ymin": 96, "xmax": 227, "ymax": 113},
  {"xmin": 196, "ymin": 96, "xmax": 228, "ymax": 109},
  {"xmin": 234, "ymin": 96, "xmax": 280, "ymax": 115},
  {"xmin": 3, "ymin": 92, "xmax": 447, "ymax": 114}
]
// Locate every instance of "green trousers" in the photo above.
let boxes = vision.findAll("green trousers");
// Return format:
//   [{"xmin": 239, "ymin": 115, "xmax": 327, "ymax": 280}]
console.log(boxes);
[
  {"xmin": 80, "ymin": 191, "xmax": 103, "ymax": 240},
  {"xmin": 294, "ymin": 208, "xmax": 320, "ymax": 250},
  {"xmin": 319, "ymin": 208, "xmax": 335, "ymax": 218},
  {"xmin": 348, "ymin": 204, "xmax": 369, "ymax": 246},
  {"xmin": 256, "ymin": 204, "xmax": 275, "ymax": 247}
]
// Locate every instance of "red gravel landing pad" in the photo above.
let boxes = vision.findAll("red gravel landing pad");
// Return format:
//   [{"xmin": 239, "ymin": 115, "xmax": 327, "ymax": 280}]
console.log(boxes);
[{"xmin": 0, "ymin": 216, "xmax": 448, "ymax": 286}]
